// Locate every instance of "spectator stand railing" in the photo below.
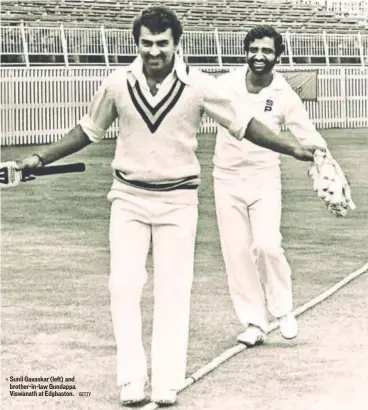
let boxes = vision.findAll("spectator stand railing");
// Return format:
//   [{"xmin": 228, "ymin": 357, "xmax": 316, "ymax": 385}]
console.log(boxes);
[{"xmin": 1, "ymin": 23, "xmax": 368, "ymax": 66}]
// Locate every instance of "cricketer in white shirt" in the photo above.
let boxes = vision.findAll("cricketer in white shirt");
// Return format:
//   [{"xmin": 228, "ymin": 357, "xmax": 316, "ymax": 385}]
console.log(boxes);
[{"xmin": 213, "ymin": 65, "xmax": 327, "ymax": 336}]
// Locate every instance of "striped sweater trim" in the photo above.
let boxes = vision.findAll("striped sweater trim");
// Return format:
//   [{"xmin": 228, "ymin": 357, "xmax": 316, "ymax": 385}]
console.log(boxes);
[
  {"xmin": 115, "ymin": 170, "xmax": 199, "ymax": 192},
  {"xmin": 127, "ymin": 66, "xmax": 190, "ymax": 134},
  {"xmin": 135, "ymin": 78, "xmax": 179, "ymax": 115}
]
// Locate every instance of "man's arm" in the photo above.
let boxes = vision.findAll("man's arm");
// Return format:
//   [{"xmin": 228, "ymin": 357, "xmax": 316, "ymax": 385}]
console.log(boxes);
[
  {"xmin": 18, "ymin": 73, "xmax": 118, "ymax": 169},
  {"xmin": 283, "ymin": 91, "xmax": 327, "ymax": 147},
  {"xmin": 202, "ymin": 73, "xmax": 321, "ymax": 161},
  {"xmin": 17, "ymin": 125, "xmax": 92, "ymax": 169},
  {"xmin": 244, "ymin": 118, "xmax": 317, "ymax": 161}
]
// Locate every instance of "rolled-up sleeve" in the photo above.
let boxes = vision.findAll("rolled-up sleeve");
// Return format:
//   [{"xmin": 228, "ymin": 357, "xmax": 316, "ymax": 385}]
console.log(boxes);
[
  {"xmin": 79, "ymin": 76, "xmax": 118, "ymax": 143},
  {"xmin": 201, "ymin": 73, "xmax": 254, "ymax": 140},
  {"xmin": 284, "ymin": 91, "xmax": 327, "ymax": 147}
]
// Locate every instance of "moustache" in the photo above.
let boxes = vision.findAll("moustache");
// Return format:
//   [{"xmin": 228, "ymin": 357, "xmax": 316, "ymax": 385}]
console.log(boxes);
[{"xmin": 248, "ymin": 59, "xmax": 275, "ymax": 69}]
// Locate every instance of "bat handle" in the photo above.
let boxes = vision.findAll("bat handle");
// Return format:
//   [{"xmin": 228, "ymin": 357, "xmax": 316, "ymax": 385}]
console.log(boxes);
[{"xmin": 21, "ymin": 163, "xmax": 86, "ymax": 178}]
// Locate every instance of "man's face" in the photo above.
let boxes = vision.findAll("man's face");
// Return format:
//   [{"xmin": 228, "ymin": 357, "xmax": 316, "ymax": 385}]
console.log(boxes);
[
  {"xmin": 138, "ymin": 26, "xmax": 176, "ymax": 74},
  {"xmin": 246, "ymin": 36, "xmax": 278, "ymax": 75}
]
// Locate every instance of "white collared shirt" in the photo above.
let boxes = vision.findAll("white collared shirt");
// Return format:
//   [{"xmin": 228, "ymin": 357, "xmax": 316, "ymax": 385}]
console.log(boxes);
[{"xmin": 213, "ymin": 65, "xmax": 327, "ymax": 180}]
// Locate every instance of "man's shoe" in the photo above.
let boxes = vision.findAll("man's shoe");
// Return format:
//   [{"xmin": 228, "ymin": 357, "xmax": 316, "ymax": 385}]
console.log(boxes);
[
  {"xmin": 120, "ymin": 382, "xmax": 146, "ymax": 405},
  {"xmin": 151, "ymin": 388, "xmax": 177, "ymax": 406},
  {"xmin": 237, "ymin": 325, "xmax": 266, "ymax": 347},
  {"xmin": 279, "ymin": 313, "xmax": 298, "ymax": 339}
]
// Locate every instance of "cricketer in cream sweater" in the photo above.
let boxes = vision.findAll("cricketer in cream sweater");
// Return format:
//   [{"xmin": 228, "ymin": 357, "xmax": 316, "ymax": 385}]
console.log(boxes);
[
  {"xmin": 214, "ymin": 26, "xmax": 328, "ymax": 347},
  {"xmin": 80, "ymin": 54, "xmax": 251, "ymax": 204}
]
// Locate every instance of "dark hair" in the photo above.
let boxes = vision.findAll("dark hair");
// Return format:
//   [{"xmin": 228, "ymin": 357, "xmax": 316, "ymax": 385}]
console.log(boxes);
[
  {"xmin": 244, "ymin": 25, "xmax": 285, "ymax": 56},
  {"xmin": 132, "ymin": 6, "xmax": 183, "ymax": 46}
]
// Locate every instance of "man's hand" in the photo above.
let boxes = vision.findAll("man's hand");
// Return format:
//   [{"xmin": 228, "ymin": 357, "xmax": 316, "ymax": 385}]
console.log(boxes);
[
  {"xmin": 16, "ymin": 154, "xmax": 43, "ymax": 170},
  {"xmin": 16, "ymin": 125, "xmax": 92, "ymax": 170},
  {"xmin": 293, "ymin": 145, "xmax": 326, "ymax": 162}
]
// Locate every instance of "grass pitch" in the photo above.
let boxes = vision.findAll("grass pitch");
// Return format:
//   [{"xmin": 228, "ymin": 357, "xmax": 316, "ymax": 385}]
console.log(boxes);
[{"xmin": 1, "ymin": 128, "xmax": 367, "ymax": 409}]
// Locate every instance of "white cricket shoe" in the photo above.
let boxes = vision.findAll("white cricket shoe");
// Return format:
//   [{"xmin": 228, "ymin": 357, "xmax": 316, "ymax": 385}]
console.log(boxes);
[
  {"xmin": 237, "ymin": 324, "xmax": 267, "ymax": 347},
  {"xmin": 279, "ymin": 313, "xmax": 298, "ymax": 339},
  {"xmin": 151, "ymin": 388, "xmax": 177, "ymax": 406},
  {"xmin": 120, "ymin": 381, "xmax": 146, "ymax": 405}
]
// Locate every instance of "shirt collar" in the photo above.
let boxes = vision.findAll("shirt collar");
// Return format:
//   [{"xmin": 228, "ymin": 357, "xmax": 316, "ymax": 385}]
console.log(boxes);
[
  {"xmin": 244, "ymin": 64, "xmax": 285, "ymax": 91},
  {"xmin": 127, "ymin": 54, "xmax": 191, "ymax": 86}
]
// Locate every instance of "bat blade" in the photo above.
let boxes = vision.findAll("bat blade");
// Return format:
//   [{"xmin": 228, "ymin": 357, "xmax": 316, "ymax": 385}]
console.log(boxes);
[
  {"xmin": 0, "ymin": 162, "xmax": 22, "ymax": 188},
  {"xmin": 0, "ymin": 166, "xmax": 10, "ymax": 185}
]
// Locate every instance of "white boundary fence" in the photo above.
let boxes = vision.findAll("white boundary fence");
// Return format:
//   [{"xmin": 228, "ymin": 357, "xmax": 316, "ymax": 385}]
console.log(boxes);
[{"xmin": 1, "ymin": 66, "xmax": 368, "ymax": 146}]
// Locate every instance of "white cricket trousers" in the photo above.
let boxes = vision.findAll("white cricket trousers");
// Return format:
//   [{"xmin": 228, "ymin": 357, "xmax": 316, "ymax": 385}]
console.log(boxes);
[
  {"xmin": 108, "ymin": 192, "xmax": 197, "ymax": 391},
  {"xmin": 214, "ymin": 172, "xmax": 293, "ymax": 332}
]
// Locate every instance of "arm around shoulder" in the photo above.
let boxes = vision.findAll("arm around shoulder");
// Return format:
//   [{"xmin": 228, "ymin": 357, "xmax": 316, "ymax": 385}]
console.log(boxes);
[{"xmin": 201, "ymin": 73, "xmax": 253, "ymax": 140}]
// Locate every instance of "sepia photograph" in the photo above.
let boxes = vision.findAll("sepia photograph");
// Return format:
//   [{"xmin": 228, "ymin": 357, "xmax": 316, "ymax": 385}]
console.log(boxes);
[{"xmin": 1, "ymin": 1, "xmax": 367, "ymax": 409}]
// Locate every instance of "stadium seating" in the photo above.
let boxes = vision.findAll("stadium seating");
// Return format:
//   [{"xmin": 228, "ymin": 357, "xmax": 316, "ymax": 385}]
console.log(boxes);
[{"xmin": 1, "ymin": 0, "xmax": 367, "ymax": 33}]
